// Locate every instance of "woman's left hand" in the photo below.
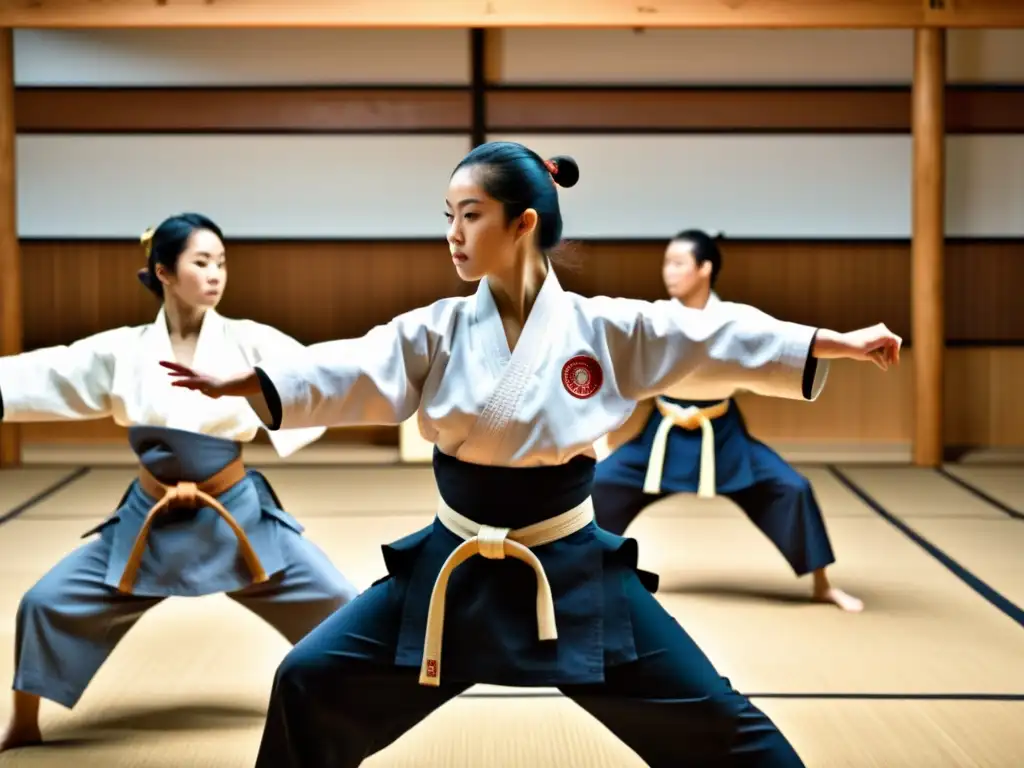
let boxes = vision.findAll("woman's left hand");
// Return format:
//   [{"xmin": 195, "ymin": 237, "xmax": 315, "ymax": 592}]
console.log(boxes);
[{"xmin": 839, "ymin": 324, "xmax": 903, "ymax": 370}]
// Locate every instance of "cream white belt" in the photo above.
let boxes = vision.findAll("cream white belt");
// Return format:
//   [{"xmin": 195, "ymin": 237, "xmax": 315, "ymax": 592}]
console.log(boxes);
[
  {"xmin": 643, "ymin": 398, "xmax": 730, "ymax": 498},
  {"xmin": 419, "ymin": 496, "xmax": 595, "ymax": 687}
]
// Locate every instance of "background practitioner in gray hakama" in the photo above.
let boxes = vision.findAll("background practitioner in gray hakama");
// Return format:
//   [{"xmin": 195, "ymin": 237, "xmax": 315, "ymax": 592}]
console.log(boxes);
[{"xmin": 0, "ymin": 214, "xmax": 358, "ymax": 752}]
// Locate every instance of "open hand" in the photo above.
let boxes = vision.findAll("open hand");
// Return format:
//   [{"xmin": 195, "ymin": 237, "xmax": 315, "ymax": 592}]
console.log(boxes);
[
  {"xmin": 160, "ymin": 361, "xmax": 258, "ymax": 399},
  {"xmin": 842, "ymin": 324, "xmax": 902, "ymax": 370}
]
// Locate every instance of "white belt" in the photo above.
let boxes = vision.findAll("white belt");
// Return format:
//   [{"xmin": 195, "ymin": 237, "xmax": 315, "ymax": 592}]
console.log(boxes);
[
  {"xmin": 643, "ymin": 398, "xmax": 730, "ymax": 498},
  {"xmin": 419, "ymin": 496, "xmax": 595, "ymax": 687}
]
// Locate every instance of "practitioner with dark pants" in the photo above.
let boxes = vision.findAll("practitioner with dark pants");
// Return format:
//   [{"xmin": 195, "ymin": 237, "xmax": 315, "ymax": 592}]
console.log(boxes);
[
  {"xmin": 593, "ymin": 231, "xmax": 864, "ymax": 612},
  {"xmin": 170, "ymin": 148, "xmax": 900, "ymax": 766}
]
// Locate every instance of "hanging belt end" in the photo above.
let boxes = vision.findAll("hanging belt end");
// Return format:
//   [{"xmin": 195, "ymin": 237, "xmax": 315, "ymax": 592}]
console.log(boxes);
[
  {"xmin": 419, "ymin": 657, "xmax": 442, "ymax": 687},
  {"xmin": 696, "ymin": 477, "xmax": 717, "ymax": 500}
]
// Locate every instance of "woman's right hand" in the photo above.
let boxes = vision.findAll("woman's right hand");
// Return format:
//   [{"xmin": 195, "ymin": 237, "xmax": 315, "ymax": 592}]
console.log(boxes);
[{"xmin": 159, "ymin": 361, "xmax": 261, "ymax": 399}]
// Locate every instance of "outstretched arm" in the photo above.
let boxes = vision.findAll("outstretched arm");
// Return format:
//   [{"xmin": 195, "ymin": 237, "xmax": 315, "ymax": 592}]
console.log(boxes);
[
  {"xmin": 0, "ymin": 329, "xmax": 123, "ymax": 423},
  {"xmin": 594, "ymin": 297, "xmax": 900, "ymax": 402},
  {"xmin": 165, "ymin": 302, "xmax": 456, "ymax": 431},
  {"xmin": 237, "ymin": 321, "xmax": 333, "ymax": 456}
]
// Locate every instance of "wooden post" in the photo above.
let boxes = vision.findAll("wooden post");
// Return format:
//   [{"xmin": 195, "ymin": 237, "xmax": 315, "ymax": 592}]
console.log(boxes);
[
  {"xmin": 0, "ymin": 28, "xmax": 21, "ymax": 468},
  {"xmin": 911, "ymin": 27, "xmax": 945, "ymax": 467}
]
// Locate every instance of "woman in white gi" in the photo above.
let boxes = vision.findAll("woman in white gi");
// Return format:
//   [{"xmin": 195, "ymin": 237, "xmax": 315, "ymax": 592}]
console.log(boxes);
[
  {"xmin": 593, "ymin": 230, "xmax": 864, "ymax": 612},
  {"xmin": 0, "ymin": 213, "xmax": 358, "ymax": 752},
  {"xmin": 166, "ymin": 144, "xmax": 902, "ymax": 767}
]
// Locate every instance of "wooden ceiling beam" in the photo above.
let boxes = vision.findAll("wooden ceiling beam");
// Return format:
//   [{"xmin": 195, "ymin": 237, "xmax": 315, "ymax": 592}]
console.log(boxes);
[{"xmin": 2, "ymin": 0, "xmax": 1024, "ymax": 30}]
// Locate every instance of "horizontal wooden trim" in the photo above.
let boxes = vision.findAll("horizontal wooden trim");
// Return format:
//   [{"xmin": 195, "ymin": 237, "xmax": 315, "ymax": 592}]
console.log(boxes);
[
  {"xmin": 17, "ymin": 86, "xmax": 1024, "ymax": 134},
  {"xmin": 14, "ymin": 88, "xmax": 473, "ymax": 133},
  {"xmin": 3, "ymin": 0, "xmax": 1024, "ymax": 29},
  {"xmin": 487, "ymin": 87, "xmax": 1024, "ymax": 134}
]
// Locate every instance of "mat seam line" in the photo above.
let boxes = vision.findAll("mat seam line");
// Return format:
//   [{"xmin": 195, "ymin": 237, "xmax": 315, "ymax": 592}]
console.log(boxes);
[
  {"xmin": 0, "ymin": 467, "xmax": 92, "ymax": 526},
  {"xmin": 827, "ymin": 464, "xmax": 1024, "ymax": 630},
  {"xmin": 933, "ymin": 467, "xmax": 1023, "ymax": 521}
]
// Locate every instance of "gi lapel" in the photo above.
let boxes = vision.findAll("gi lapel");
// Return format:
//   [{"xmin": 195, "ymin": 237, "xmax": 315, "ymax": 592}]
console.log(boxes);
[
  {"xmin": 458, "ymin": 267, "xmax": 566, "ymax": 465},
  {"xmin": 189, "ymin": 308, "xmax": 225, "ymax": 375}
]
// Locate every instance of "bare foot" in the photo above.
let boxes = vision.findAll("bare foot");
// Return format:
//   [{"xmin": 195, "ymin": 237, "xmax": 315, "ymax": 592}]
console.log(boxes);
[
  {"xmin": 1, "ymin": 691, "xmax": 43, "ymax": 752},
  {"xmin": 0, "ymin": 720, "xmax": 42, "ymax": 752},
  {"xmin": 813, "ymin": 585, "xmax": 865, "ymax": 612},
  {"xmin": 810, "ymin": 568, "xmax": 864, "ymax": 612}
]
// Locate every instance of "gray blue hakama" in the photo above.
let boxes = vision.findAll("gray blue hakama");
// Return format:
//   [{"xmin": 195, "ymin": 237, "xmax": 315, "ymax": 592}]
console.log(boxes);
[{"xmin": 7, "ymin": 424, "xmax": 357, "ymax": 709}]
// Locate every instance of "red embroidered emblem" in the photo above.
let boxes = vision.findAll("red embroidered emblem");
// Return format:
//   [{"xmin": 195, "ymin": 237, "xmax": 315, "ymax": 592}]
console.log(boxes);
[
  {"xmin": 425, "ymin": 659, "xmax": 438, "ymax": 678},
  {"xmin": 561, "ymin": 355, "xmax": 603, "ymax": 399}
]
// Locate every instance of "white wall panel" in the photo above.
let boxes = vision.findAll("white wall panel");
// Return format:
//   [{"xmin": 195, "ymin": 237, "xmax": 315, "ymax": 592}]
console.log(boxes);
[
  {"xmin": 499, "ymin": 30, "xmax": 914, "ymax": 85},
  {"xmin": 16, "ymin": 135, "xmax": 470, "ymax": 238},
  {"xmin": 15, "ymin": 29, "xmax": 1024, "ymax": 89},
  {"xmin": 18, "ymin": 134, "xmax": 1023, "ymax": 240},
  {"xmin": 948, "ymin": 30, "xmax": 1024, "ymax": 84},
  {"xmin": 13, "ymin": 29, "xmax": 470, "ymax": 86},
  {"xmin": 490, "ymin": 135, "xmax": 1024, "ymax": 239},
  {"xmin": 946, "ymin": 136, "xmax": 1024, "ymax": 237},
  {"xmin": 489, "ymin": 134, "xmax": 913, "ymax": 238}
]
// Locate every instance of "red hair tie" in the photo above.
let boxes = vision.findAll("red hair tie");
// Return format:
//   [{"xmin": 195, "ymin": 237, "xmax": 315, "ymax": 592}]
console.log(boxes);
[{"xmin": 543, "ymin": 159, "xmax": 558, "ymax": 180}]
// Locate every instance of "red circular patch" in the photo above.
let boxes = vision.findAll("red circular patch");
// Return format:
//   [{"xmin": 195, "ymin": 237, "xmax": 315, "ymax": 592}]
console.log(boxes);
[{"xmin": 561, "ymin": 355, "xmax": 603, "ymax": 399}]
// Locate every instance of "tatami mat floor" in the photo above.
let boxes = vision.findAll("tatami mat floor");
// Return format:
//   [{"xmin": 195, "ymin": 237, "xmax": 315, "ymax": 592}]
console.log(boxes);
[{"xmin": 1, "ymin": 453, "xmax": 1022, "ymax": 766}]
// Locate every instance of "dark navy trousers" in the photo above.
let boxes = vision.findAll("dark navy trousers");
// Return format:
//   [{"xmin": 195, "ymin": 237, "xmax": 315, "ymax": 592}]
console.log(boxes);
[
  {"xmin": 595, "ymin": 440, "xmax": 836, "ymax": 577},
  {"xmin": 254, "ymin": 570, "xmax": 805, "ymax": 767}
]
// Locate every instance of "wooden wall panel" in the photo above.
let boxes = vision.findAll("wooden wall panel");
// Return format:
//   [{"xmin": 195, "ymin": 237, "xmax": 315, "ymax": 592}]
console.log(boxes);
[
  {"xmin": 13, "ymin": 239, "xmax": 1024, "ymax": 451},
  {"xmin": 19, "ymin": 241, "xmax": 472, "ymax": 349},
  {"xmin": 737, "ymin": 348, "xmax": 1024, "ymax": 448},
  {"xmin": 19, "ymin": 240, "xmax": 1024, "ymax": 349}
]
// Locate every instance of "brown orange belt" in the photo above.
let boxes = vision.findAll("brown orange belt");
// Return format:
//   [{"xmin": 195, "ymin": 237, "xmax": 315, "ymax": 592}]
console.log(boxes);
[{"xmin": 116, "ymin": 458, "xmax": 269, "ymax": 594}]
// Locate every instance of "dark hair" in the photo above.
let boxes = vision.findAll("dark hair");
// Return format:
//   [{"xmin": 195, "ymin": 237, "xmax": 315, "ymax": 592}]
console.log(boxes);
[
  {"xmin": 451, "ymin": 141, "xmax": 579, "ymax": 257},
  {"xmin": 137, "ymin": 212, "xmax": 224, "ymax": 299},
  {"xmin": 672, "ymin": 229, "xmax": 724, "ymax": 286}
]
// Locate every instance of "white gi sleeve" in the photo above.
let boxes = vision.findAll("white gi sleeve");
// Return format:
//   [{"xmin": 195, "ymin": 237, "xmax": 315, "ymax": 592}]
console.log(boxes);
[
  {"xmin": 235, "ymin": 320, "xmax": 330, "ymax": 456},
  {"xmin": 248, "ymin": 301, "xmax": 455, "ymax": 431},
  {"xmin": 0, "ymin": 328, "xmax": 126, "ymax": 422},
  {"xmin": 592, "ymin": 297, "xmax": 829, "ymax": 403}
]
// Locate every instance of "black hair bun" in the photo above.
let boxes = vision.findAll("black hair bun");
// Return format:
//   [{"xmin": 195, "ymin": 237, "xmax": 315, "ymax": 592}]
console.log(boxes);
[
  {"xmin": 548, "ymin": 155, "xmax": 580, "ymax": 189},
  {"xmin": 137, "ymin": 268, "xmax": 152, "ymax": 288}
]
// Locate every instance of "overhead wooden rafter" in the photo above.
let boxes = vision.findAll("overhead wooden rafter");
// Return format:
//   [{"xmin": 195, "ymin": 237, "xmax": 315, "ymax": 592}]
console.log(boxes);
[{"xmin": 1, "ymin": 0, "xmax": 1023, "ymax": 29}]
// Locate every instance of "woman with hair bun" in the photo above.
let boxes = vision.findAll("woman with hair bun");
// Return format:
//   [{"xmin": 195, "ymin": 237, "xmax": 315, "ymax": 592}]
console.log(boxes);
[
  {"xmin": 593, "ymin": 229, "xmax": 864, "ymax": 612},
  {"xmin": 169, "ymin": 142, "xmax": 901, "ymax": 766},
  {"xmin": 0, "ymin": 213, "xmax": 358, "ymax": 753}
]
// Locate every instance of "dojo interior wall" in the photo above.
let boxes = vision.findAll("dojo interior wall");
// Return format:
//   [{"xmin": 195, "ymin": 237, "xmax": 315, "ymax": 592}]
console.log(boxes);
[{"xmin": 10, "ymin": 28, "xmax": 1024, "ymax": 452}]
